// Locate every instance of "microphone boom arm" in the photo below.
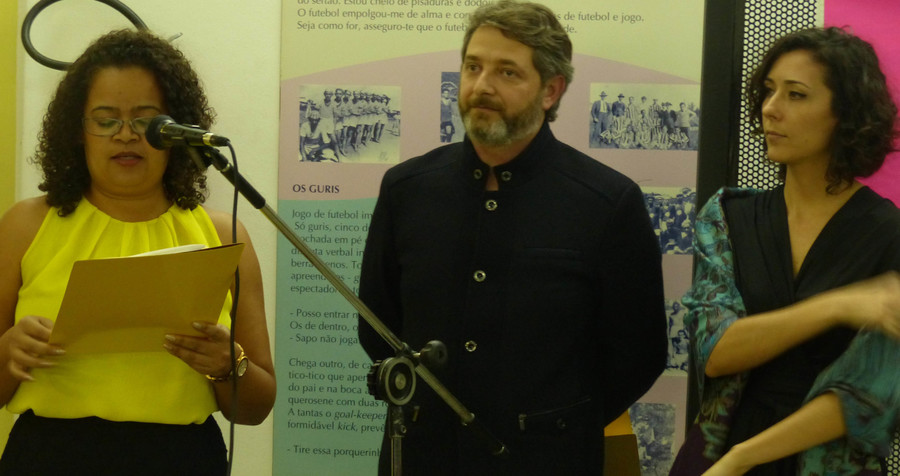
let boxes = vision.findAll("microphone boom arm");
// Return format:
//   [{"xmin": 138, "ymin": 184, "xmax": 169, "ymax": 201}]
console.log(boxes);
[{"xmin": 187, "ymin": 146, "xmax": 508, "ymax": 459}]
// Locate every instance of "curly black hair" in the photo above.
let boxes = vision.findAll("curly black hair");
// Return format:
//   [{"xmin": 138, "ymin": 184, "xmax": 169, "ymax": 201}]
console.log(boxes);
[
  {"xmin": 35, "ymin": 29, "xmax": 215, "ymax": 216},
  {"xmin": 747, "ymin": 27, "xmax": 898, "ymax": 193}
]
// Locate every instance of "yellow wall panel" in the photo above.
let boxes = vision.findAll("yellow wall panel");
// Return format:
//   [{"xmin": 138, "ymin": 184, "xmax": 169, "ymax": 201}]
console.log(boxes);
[
  {"xmin": 1, "ymin": 0, "xmax": 16, "ymax": 212},
  {"xmin": 0, "ymin": 0, "xmax": 18, "ymax": 450}
]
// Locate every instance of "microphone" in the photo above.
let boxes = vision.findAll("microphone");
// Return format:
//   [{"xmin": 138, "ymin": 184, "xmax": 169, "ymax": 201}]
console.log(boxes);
[{"xmin": 146, "ymin": 115, "xmax": 230, "ymax": 149}]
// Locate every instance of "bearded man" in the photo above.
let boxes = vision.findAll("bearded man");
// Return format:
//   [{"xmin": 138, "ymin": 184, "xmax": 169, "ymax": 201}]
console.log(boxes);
[{"xmin": 357, "ymin": 1, "xmax": 667, "ymax": 474}]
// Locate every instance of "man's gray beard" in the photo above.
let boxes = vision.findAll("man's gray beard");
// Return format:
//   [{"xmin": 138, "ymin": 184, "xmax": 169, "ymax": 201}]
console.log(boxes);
[{"xmin": 461, "ymin": 94, "xmax": 545, "ymax": 147}]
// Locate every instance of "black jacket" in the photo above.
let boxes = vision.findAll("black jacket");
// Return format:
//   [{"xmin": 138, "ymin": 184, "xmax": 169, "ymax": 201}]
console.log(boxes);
[{"xmin": 358, "ymin": 123, "xmax": 667, "ymax": 475}]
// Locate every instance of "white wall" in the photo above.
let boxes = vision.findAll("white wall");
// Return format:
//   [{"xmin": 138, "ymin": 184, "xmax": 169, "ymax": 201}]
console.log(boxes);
[{"xmin": 16, "ymin": 1, "xmax": 282, "ymax": 475}]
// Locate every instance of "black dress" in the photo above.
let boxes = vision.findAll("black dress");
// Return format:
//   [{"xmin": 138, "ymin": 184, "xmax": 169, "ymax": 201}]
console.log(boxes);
[
  {"xmin": 0, "ymin": 411, "xmax": 226, "ymax": 475},
  {"xmin": 722, "ymin": 186, "xmax": 898, "ymax": 475}
]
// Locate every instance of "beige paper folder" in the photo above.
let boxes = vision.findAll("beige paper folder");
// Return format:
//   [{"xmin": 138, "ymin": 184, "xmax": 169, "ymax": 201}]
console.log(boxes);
[{"xmin": 49, "ymin": 243, "xmax": 245, "ymax": 354}]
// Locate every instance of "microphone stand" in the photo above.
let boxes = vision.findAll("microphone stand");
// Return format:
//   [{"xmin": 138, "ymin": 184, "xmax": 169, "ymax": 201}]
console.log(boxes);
[{"xmin": 187, "ymin": 146, "xmax": 508, "ymax": 475}]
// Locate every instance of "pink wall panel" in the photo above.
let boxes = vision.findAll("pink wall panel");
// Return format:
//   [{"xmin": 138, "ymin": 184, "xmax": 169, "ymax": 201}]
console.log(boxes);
[{"xmin": 825, "ymin": 0, "xmax": 900, "ymax": 204}]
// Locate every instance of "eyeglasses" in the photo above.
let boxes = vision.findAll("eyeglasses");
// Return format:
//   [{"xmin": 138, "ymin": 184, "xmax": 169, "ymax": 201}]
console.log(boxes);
[{"xmin": 82, "ymin": 116, "xmax": 155, "ymax": 137}]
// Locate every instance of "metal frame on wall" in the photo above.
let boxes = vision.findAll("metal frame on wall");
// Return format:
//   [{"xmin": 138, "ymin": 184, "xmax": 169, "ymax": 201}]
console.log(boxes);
[{"xmin": 695, "ymin": 0, "xmax": 745, "ymax": 210}]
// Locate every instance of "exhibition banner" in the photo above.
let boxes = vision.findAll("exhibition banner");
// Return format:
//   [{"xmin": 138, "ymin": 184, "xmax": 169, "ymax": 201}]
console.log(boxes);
[{"xmin": 276, "ymin": 1, "xmax": 704, "ymax": 474}]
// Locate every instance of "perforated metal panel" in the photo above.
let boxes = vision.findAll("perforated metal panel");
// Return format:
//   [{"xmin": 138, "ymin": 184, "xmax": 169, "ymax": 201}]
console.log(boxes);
[
  {"xmin": 890, "ymin": 438, "xmax": 900, "ymax": 475},
  {"xmin": 737, "ymin": 0, "xmax": 817, "ymax": 189}
]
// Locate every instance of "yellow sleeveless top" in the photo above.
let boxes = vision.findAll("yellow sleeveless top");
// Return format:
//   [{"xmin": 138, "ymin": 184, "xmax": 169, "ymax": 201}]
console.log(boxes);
[{"xmin": 10, "ymin": 199, "xmax": 231, "ymax": 424}]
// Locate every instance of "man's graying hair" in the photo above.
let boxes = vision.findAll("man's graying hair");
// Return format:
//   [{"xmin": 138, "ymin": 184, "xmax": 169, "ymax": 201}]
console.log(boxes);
[{"xmin": 462, "ymin": 0, "xmax": 573, "ymax": 121}]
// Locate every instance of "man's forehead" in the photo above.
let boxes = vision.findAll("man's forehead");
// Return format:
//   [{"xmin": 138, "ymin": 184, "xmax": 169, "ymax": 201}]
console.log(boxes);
[{"xmin": 464, "ymin": 26, "xmax": 534, "ymax": 63}]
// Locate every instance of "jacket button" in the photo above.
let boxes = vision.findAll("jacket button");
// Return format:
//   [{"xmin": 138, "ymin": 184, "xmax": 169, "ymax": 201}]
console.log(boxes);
[
  {"xmin": 473, "ymin": 169, "xmax": 483, "ymax": 180},
  {"xmin": 500, "ymin": 170, "xmax": 512, "ymax": 182},
  {"xmin": 485, "ymin": 200, "xmax": 498, "ymax": 211},
  {"xmin": 473, "ymin": 270, "xmax": 486, "ymax": 282},
  {"xmin": 465, "ymin": 341, "xmax": 478, "ymax": 352},
  {"xmin": 556, "ymin": 418, "xmax": 567, "ymax": 430}
]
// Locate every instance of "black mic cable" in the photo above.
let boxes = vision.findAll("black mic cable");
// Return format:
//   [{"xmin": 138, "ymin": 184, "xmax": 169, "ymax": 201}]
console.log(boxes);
[{"xmin": 22, "ymin": 0, "xmax": 148, "ymax": 70}]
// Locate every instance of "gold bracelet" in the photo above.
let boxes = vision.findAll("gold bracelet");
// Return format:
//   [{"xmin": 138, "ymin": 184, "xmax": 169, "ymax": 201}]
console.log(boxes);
[{"xmin": 205, "ymin": 344, "xmax": 249, "ymax": 382}]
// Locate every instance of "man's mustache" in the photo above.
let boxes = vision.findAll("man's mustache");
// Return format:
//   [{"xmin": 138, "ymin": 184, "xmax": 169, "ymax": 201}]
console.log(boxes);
[{"xmin": 466, "ymin": 96, "xmax": 503, "ymax": 111}]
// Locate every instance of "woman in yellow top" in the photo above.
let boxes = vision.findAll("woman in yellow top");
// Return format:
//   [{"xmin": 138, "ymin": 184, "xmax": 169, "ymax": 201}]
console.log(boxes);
[{"xmin": 0, "ymin": 30, "xmax": 275, "ymax": 475}]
